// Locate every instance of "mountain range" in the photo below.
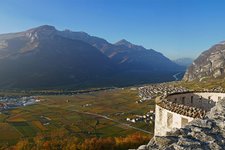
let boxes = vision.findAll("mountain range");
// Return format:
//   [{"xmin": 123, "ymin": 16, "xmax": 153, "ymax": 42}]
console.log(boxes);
[{"xmin": 0, "ymin": 25, "xmax": 184, "ymax": 89}]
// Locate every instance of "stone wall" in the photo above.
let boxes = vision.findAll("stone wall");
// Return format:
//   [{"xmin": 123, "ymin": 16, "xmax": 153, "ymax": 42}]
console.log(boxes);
[
  {"xmin": 154, "ymin": 105, "xmax": 194, "ymax": 136},
  {"xmin": 167, "ymin": 92, "xmax": 225, "ymax": 111},
  {"xmin": 154, "ymin": 92, "xmax": 225, "ymax": 137}
]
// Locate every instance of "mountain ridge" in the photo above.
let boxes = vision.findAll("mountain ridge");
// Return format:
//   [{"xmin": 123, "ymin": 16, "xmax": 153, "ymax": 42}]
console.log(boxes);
[
  {"xmin": 0, "ymin": 25, "xmax": 184, "ymax": 89},
  {"xmin": 57, "ymin": 26, "xmax": 183, "ymax": 71}
]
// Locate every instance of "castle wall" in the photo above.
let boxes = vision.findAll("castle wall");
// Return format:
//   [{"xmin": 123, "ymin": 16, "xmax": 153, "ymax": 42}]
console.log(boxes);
[
  {"xmin": 154, "ymin": 92, "xmax": 225, "ymax": 137},
  {"xmin": 167, "ymin": 92, "xmax": 225, "ymax": 111},
  {"xmin": 154, "ymin": 105, "xmax": 193, "ymax": 136}
]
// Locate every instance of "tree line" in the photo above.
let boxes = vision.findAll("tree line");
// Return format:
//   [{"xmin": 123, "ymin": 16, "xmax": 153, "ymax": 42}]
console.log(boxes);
[{"xmin": 1, "ymin": 129, "xmax": 151, "ymax": 150}]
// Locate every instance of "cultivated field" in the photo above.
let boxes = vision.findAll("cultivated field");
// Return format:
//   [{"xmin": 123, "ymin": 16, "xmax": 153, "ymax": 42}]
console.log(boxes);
[{"xmin": 0, "ymin": 88, "xmax": 155, "ymax": 146}]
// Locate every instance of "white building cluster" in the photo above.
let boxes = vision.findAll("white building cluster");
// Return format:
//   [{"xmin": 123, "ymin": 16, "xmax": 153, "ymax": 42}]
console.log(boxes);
[
  {"xmin": 126, "ymin": 110, "xmax": 155, "ymax": 124},
  {"xmin": 0, "ymin": 96, "xmax": 40, "ymax": 111}
]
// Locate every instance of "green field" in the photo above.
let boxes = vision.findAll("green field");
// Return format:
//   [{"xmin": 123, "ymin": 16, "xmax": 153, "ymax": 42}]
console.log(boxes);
[{"xmin": 0, "ymin": 88, "xmax": 155, "ymax": 146}]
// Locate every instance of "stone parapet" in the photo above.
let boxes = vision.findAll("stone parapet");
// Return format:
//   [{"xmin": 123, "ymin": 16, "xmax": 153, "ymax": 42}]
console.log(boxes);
[{"xmin": 157, "ymin": 100, "xmax": 206, "ymax": 119}]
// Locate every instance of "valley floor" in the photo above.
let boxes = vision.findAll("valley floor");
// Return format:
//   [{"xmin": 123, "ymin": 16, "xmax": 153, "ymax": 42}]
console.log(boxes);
[
  {"xmin": 0, "ymin": 79, "xmax": 222, "ymax": 149},
  {"xmin": 0, "ymin": 88, "xmax": 155, "ymax": 149}
]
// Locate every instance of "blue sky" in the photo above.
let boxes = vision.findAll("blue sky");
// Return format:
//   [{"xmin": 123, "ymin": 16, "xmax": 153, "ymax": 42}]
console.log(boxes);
[{"xmin": 0, "ymin": 0, "xmax": 225, "ymax": 59}]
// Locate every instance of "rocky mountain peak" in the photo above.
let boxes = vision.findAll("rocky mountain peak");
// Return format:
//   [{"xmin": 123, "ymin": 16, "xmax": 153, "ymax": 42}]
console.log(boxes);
[
  {"xmin": 25, "ymin": 25, "xmax": 57, "ymax": 42},
  {"xmin": 29, "ymin": 25, "xmax": 56, "ymax": 32},
  {"xmin": 114, "ymin": 39, "xmax": 147, "ymax": 52},
  {"xmin": 115, "ymin": 39, "xmax": 134, "ymax": 47}
]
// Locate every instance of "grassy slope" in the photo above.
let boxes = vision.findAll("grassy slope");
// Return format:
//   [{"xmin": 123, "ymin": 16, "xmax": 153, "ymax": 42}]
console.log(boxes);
[{"xmin": 178, "ymin": 78, "xmax": 225, "ymax": 91}]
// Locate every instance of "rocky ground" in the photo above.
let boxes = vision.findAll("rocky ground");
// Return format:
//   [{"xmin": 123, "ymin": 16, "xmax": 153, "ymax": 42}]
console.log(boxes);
[{"xmin": 138, "ymin": 99, "xmax": 225, "ymax": 150}]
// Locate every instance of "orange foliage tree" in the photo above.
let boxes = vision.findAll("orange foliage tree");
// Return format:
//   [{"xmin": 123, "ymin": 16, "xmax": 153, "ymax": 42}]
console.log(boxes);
[{"xmin": 10, "ymin": 130, "xmax": 150, "ymax": 150}]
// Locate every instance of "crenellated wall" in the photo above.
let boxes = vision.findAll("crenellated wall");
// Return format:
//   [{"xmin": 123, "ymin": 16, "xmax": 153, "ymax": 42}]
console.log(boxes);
[
  {"xmin": 154, "ymin": 92, "xmax": 225, "ymax": 136},
  {"xmin": 167, "ymin": 92, "xmax": 225, "ymax": 111}
]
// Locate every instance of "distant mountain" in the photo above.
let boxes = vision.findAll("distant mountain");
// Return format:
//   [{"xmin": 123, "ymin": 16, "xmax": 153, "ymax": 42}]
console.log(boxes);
[
  {"xmin": 0, "ymin": 25, "xmax": 115, "ymax": 88},
  {"xmin": 173, "ymin": 58, "xmax": 193, "ymax": 67},
  {"xmin": 59, "ymin": 31, "xmax": 183, "ymax": 72},
  {"xmin": 0, "ymin": 25, "xmax": 184, "ymax": 89},
  {"xmin": 183, "ymin": 41, "xmax": 225, "ymax": 81},
  {"xmin": 59, "ymin": 29, "xmax": 185, "ymax": 84}
]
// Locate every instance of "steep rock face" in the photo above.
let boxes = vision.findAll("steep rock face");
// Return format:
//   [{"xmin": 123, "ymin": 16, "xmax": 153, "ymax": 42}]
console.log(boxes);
[
  {"xmin": 183, "ymin": 42, "xmax": 225, "ymax": 81},
  {"xmin": 138, "ymin": 99, "xmax": 225, "ymax": 150}
]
